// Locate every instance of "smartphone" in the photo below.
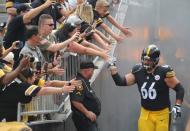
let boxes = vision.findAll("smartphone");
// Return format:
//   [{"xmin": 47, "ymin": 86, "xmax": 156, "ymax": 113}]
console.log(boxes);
[
  {"xmin": 36, "ymin": 62, "xmax": 42, "ymax": 74},
  {"xmin": 16, "ymin": 41, "xmax": 24, "ymax": 49}
]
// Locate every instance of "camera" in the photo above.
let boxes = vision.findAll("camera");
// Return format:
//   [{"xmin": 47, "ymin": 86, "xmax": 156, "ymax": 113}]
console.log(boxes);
[
  {"xmin": 15, "ymin": 41, "xmax": 24, "ymax": 49},
  {"xmin": 19, "ymin": 54, "xmax": 35, "ymax": 63}
]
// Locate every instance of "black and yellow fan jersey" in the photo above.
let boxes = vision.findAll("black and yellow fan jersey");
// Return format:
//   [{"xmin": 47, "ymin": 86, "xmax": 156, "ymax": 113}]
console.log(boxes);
[
  {"xmin": 132, "ymin": 63, "xmax": 175, "ymax": 111},
  {"xmin": 0, "ymin": 80, "xmax": 41, "ymax": 121}
]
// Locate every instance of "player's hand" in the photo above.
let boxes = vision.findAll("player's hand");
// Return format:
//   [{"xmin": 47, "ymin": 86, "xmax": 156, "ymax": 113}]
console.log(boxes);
[
  {"xmin": 85, "ymin": 111, "xmax": 97, "ymax": 122},
  {"xmin": 172, "ymin": 104, "xmax": 181, "ymax": 119},
  {"xmin": 107, "ymin": 56, "xmax": 117, "ymax": 68},
  {"xmin": 62, "ymin": 85, "xmax": 75, "ymax": 93}
]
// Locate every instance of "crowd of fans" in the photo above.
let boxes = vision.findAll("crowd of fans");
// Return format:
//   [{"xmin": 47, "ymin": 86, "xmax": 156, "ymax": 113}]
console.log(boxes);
[{"xmin": 0, "ymin": 0, "xmax": 131, "ymax": 129}]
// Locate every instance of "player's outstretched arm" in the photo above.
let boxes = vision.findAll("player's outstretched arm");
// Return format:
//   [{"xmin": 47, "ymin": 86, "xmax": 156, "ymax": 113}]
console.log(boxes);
[{"xmin": 108, "ymin": 63, "xmax": 136, "ymax": 86}]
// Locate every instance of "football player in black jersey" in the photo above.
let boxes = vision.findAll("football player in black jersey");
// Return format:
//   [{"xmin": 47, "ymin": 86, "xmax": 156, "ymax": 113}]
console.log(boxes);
[{"xmin": 108, "ymin": 44, "xmax": 184, "ymax": 131}]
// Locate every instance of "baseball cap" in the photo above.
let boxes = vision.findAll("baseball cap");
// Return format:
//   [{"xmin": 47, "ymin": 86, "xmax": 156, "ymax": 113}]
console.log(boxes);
[
  {"xmin": 16, "ymin": 4, "xmax": 32, "ymax": 14},
  {"xmin": 21, "ymin": 68, "xmax": 34, "ymax": 78},
  {"xmin": 65, "ymin": 15, "xmax": 83, "ymax": 26},
  {"xmin": 80, "ymin": 61, "xmax": 98, "ymax": 69}
]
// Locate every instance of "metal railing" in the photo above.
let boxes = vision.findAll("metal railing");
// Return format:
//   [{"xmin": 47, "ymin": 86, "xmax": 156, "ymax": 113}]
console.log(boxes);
[
  {"xmin": 17, "ymin": 54, "xmax": 91, "ymax": 124},
  {"xmin": 16, "ymin": 50, "xmax": 100, "ymax": 125},
  {"xmin": 0, "ymin": 0, "xmax": 5, "ymax": 13}
]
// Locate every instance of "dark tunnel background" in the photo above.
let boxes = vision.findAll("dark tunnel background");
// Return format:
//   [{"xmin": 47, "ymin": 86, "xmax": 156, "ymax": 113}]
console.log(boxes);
[{"xmin": 93, "ymin": 0, "xmax": 190, "ymax": 130}]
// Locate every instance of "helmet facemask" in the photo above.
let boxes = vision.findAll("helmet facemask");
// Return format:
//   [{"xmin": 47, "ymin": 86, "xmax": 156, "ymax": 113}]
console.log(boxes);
[{"xmin": 142, "ymin": 56, "xmax": 159, "ymax": 71}]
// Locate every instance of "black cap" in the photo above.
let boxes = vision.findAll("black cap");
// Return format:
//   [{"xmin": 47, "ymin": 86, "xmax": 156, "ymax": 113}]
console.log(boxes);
[
  {"xmin": 16, "ymin": 4, "xmax": 32, "ymax": 14},
  {"xmin": 80, "ymin": 61, "xmax": 98, "ymax": 69}
]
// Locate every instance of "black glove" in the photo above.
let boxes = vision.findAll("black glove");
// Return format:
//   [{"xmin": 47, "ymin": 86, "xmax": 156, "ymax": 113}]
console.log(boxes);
[{"xmin": 172, "ymin": 104, "xmax": 181, "ymax": 119}]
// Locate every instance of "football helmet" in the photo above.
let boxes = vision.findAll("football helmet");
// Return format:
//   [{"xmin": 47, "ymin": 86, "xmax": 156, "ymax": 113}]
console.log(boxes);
[{"xmin": 141, "ymin": 44, "xmax": 160, "ymax": 71}]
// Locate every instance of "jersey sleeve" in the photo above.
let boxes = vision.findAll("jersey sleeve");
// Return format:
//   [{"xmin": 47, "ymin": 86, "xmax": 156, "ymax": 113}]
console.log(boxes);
[
  {"xmin": 131, "ymin": 63, "xmax": 143, "ymax": 74},
  {"xmin": 70, "ymin": 85, "xmax": 85, "ymax": 102},
  {"xmin": 0, "ymin": 69, "xmax": 5, "ymax": 78},
  {"xmin": 93, "ymin": 10, "xmax": 103, "ymax": 27},
  {"xmin": 0, "ymin": 69, "xmax": 5, "ymax": 84},
  {"xmin": 19, "ymin": 82, "xmax": 41, "ymax": 97},
  {"xmin": 95, "ymin": 18, "xmax": 103, "ymax": 27},
  {"xmin": 162, "ymin": 65, "xmax": 176, "ymax": 78}
]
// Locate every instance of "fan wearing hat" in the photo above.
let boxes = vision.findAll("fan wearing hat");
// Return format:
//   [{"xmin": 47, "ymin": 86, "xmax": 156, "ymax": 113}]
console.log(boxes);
[
  {"xmin": 5, "ymin": 0, "xmax": 33, "ymax": 24},
  {"xmin": 3, "ymin": 0, "xmax": 56, "ymax": 68},
  {"xmin": 70, "ymin": 61, "xmax": 101, "ymax": 131},
  {"xmin": 55, "ymin": 15, "xmax": 109, "ymax": 61},
  {"xmin": 0, "ymin": 67, "xmax": 77, "ymax": 122}
]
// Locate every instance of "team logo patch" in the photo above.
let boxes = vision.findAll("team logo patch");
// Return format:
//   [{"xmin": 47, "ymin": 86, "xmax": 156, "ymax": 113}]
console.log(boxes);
[
  {"xmin": 154, "ymin": 75, "xmax": 160, "ymax": 81},
  {"xmin": 76, "ymin": 85, "xmax": 83, "ymax": 91}
]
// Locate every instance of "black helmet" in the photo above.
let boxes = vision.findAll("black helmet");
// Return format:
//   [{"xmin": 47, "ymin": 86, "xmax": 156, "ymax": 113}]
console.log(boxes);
[{"xmin": 141, "ymin": 44, "xmax": 160, "ymax": 71}]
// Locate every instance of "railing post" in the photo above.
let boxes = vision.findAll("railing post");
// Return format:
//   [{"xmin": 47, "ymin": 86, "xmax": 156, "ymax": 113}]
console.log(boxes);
[{"xmin": 17, "ymin": 102, "xmax": 21, "ymax": 122}]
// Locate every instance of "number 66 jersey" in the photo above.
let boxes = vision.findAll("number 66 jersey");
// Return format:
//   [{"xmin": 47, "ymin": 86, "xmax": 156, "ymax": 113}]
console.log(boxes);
[{"xmin": 132, "ymin": 63, "xmax": 175, "ymax": 111}]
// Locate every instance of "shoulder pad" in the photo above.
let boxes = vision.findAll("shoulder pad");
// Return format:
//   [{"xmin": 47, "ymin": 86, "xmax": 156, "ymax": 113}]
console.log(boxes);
[
  {"xmin": 161, "ymin": 65, "xmax": 173, "ymax": 71},
  {"xmin": 132, "ymin": 63, "xmax": 143, "ymax": 74},
  {"xmin": 161, "ymin": 65, "xmax": 175, "ymax": 78}
]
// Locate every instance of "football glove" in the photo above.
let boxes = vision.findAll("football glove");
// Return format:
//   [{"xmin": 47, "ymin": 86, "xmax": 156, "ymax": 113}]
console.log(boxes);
[{"xmin": 172, "ymin": 104, "xmax": 181, "ymax": 119}]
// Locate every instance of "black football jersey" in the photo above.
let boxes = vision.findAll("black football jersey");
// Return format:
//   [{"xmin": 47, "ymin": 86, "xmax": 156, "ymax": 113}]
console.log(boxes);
[{"xmin": 132, "ymin": 63, "xmax": 175, "ymax": 111}]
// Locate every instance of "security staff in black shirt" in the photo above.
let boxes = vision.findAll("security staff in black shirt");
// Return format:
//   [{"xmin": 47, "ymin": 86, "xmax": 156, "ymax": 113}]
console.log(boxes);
[
  {"xmin": 70, "ymin": 61, "xmax": 101, "ymax": 131},
  {"xmin": 108, "ymin": 44, "xmax": 184, "ymax": 131}
]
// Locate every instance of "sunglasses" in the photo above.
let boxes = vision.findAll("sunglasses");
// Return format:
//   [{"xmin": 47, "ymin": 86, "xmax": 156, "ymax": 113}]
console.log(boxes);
[{"xmin": 46, "ymin": 23, "xmax": 54, "ymax": 27}]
